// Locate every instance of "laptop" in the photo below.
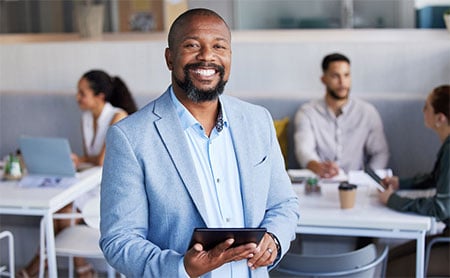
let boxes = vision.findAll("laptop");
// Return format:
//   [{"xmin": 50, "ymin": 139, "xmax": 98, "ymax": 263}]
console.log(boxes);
[{"xmin": 19, "ymin": 136, "xmax": 78, "ymax": 187}]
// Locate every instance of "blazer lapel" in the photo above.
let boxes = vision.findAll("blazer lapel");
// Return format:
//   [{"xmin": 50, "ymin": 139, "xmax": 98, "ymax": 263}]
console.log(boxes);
[
  {"xmin": 153, "ymin": 91, "xmax": 209, "ymax": 225},
  {"xmin": 222, "ymin": 97, "xmax": 259, "ymax": 227}
]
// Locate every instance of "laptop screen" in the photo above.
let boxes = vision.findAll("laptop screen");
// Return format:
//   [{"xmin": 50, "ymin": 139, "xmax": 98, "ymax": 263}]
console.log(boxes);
[{"xmin": 19, "ymin": 136, "xmax": 77, "ymax": 177}]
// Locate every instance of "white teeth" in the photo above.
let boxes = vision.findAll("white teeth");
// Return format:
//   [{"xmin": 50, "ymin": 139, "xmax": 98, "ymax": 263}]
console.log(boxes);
[{"xmin": 195, "ymin": 69, "xmax": 215, "ymax": 76}]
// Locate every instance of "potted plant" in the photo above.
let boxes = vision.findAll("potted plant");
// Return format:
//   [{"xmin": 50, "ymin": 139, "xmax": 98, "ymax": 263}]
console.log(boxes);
[
  {"xmin": 444, "ymin": 9, "xmax": 450, "ymax": 33},
  {"xmin": 76, "ymin": 0, "xmax": 105, "ymax": 38}
]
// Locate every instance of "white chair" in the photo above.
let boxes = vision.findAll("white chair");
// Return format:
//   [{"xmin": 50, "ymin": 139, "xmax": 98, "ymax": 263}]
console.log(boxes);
[
  {"xmin": 39, "ymin": 196, "xmax": 117, "ymax": 278},
  {"xmin": 274, "ymin": 243, "xmax": 388, "ymax": 278},
  {"xmin": 0, "ymin": 230, "xmax": 15, "ymax": 278}
]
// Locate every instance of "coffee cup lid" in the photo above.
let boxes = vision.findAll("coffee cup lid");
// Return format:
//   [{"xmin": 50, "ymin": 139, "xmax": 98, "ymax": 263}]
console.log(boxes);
[{"xmin": 338, "ymin": 182, "xmax": 357, "ymax": 190}]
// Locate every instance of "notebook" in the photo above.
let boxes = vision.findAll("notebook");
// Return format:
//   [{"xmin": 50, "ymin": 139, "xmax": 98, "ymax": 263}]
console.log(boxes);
[{"xmin": 19, "ymin": 136, "xmax": 78, "ymax": 187}]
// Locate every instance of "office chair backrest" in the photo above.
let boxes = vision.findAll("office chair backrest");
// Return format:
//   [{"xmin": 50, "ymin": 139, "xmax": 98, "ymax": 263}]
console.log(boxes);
[{"xmin": 276, "ymin": 243, "xmax": 388, "ymax": 278}]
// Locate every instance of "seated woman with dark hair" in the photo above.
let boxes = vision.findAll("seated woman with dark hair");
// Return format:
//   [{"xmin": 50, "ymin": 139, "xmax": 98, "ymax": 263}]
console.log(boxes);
[
  {"xmin": 19, "ymin": 70, "xmax": 137, "ymax": 278},
  {"xmin": 378, "ymin": 85, "xmax": 450, "ymax": 277}
]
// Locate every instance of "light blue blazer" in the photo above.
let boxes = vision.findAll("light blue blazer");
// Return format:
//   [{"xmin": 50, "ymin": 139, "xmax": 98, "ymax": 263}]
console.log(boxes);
[{"xmin": 100, "ymin": 88, "xmax": 300, "ymax": 277}]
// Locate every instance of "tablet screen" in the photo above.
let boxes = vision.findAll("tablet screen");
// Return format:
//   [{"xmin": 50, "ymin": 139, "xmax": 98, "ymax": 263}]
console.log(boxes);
[{"xmin": 188, "ymin": 227, "xmax": 267, "ymax": 251}]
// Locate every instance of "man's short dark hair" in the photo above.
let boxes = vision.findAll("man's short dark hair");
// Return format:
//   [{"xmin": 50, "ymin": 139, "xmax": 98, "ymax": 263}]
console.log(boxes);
[{"xmin": 322, "ymin": 53, "xmax": 350, "ymax": 72}]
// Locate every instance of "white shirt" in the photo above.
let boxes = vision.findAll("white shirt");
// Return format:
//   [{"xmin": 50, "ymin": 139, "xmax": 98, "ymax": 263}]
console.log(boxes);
[
  {"xmin": 294, "ymin": 98, "xmax": 389, "ymax": 173},
  {"xmin": 82, "ymin": 102, "xmax": 123, "ymax": 156},
  {"xmin": 77, "ymin": 102, "xmax": 123, "ymax": 210}
]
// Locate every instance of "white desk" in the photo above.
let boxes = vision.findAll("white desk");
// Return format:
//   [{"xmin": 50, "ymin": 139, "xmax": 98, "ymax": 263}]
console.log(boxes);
[
  {"xmin": 0, "ymin": 167, "xmax": 102, "ymax": 278},
  {"xmin": 294, "ymin": 183, "xmax": 432, "ymax": 278}
]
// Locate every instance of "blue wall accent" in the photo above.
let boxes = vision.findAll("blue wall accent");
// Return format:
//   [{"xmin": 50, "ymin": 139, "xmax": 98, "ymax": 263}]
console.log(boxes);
[{"xmin": 416, "ymin": 6, "xmax": 450, "ymax": 28}]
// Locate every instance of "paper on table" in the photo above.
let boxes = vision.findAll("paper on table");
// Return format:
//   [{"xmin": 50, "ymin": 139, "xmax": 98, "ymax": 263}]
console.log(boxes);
[
  {"xmin": 287, "ymin": 168, "xmax": 348, "ymax": 183},
  {"xmin": 320, "ymin": 168, "xmax": 348, "ymax": 183},
  {"xmin": 19, "ymin": 175, "xmax": 78, "ymax": 188}
]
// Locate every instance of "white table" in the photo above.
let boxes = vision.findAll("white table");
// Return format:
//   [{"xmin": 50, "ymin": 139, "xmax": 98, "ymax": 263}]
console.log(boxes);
[
  {"xmin": 0, "ymin": 167, "xmax": 102, "ymax": 278},
  {"xmin": 294, "ymin": 182, "xmax": 432, "ymax": 278}
]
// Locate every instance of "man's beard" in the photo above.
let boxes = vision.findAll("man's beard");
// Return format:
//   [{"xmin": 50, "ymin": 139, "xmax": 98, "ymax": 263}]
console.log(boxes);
[
  {"xmin": 174, "ymin": 62, "xmax": 227, "ymax": 103},
  {"xmin": 327, "ymin": 87, "xmax": 350, "ymax": 100}
]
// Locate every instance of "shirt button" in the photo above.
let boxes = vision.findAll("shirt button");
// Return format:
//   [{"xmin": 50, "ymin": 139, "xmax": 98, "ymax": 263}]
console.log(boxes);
[
  {"xmin": 216, "ymin": 178, "xmax": 220, "ymax": 183},
  {"xmin": 226, "ymin": 218, "xmax": 231, "ymax": 222}
]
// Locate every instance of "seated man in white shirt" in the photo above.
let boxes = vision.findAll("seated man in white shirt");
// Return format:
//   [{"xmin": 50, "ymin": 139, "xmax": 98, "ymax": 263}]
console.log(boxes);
[{"xmin": 294, "ymin": 53, "xmax": 389, "ymax": 178}]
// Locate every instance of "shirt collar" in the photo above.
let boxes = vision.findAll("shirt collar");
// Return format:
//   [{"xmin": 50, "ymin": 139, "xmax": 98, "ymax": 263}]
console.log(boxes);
[
  {"xmin": 340, "ymin": 99, "xmax": 353, "ymax": 114},
  {"xmin": 321, "ymin": 97, "xmax": 354, "ymax": 117},
  {"xmin": 169, "ymin": 86, "xmax": 228, "ymax": 132}
]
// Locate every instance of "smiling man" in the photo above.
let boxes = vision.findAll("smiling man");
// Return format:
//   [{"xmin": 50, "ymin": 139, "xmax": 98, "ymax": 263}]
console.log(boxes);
[
  {"xmin": 99, "ymin": 8, "xmax": 299, "ymax": 277},
  {"xmin": 294, "ymin": 53, "xmax": 389, "ymax": 178}
]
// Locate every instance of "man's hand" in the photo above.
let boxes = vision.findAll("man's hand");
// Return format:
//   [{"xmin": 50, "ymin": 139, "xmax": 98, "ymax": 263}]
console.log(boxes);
[
  {"xmin": 247, "ymin": 233, "xmax": 278, "ymax": 270},
  {"xmin": 308, "ymin": 160, "xmax": 339, "ymax": 178},
  {"xmin": 184, "ymin": 238, "xmax": 257, "ymax": 277}
]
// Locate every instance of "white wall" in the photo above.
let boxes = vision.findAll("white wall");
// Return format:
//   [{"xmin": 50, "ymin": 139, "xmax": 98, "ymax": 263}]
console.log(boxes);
[
  {"xmin": 0, "ymin": 34, "xmax": 169, "ymax": 96},
  {"xmin": 0, "ymin": 29, "xmax": 449, "ymax": 99}
]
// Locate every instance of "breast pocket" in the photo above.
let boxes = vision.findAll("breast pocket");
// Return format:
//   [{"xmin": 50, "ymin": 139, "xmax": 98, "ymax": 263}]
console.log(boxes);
[
  {"xmin": 253, "ymin": 155, "xmax": 267, "ymax": 167},
  {"xmin": 253, "ymin": 153, "xmax": 271, "ymax": 182}
]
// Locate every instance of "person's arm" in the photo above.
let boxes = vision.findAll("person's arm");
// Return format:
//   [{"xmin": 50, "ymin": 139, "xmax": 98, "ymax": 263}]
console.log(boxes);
[
  {"xmin": 365, "ymin": 107, "xmax": 389, "ymax": 169},
  {"xmin": 294, "ymin": 105, "xmax": 339, "ymax": 177},
  {"xmin": 78, "ymin": 111, "xmax": 128, "ymax": 166},
  {"xmin": 385, "ymin": 147, "xmax": 450, "ymax": 221},
  {"xmin": 294, "ymin": 107, "xmax": 321, "ymax": 169},
  {"xmin": 249, "ymin": 108, "xmax": 300, "ymax": 270}
]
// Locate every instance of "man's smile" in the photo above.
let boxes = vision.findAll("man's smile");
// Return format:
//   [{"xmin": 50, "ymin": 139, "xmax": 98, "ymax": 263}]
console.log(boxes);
[{"xmin": 191, "ymin": 68, "xmax": 217, "ymax": 78}]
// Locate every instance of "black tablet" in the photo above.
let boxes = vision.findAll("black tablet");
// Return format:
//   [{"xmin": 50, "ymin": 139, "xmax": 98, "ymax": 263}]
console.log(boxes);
[{"xmin": 188, "ymin": 227, "xmax": 267, "ymax": 251}]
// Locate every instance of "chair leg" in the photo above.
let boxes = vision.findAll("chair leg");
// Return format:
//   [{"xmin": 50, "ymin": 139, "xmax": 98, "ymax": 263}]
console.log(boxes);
[
  {"xmin": 106, "ymin": 264, "xmax": 115, "ymax": 278},
  {"xmin": 39, "ymin": 218, "xmax": 46, "ymax": 278},
  {"xmin": 9, "ymin": 233, "xmax": 14, "ymax": 278},
  {"xmin": 381, "ymin": 247, "xmax": 389, "ymax": 277},
  {"xmin": 68, "ymin": 256, "xmax": 74, "ymax": 278}
]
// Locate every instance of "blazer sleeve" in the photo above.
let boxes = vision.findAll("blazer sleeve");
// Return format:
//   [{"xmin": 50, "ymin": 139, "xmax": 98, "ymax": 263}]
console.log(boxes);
[
  {"xmin": 99, "ymin": 125, "xmax": 182, "ymax": 277},
  {"xmin": 259, "ymin": 108, "xmax": 301, "ymax": 269}
]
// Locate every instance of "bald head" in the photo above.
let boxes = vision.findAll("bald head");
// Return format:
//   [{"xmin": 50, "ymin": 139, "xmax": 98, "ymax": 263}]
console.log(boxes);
[{"xmin": 168, "ymin": 8, "xmax": 230, "ymax": 49}]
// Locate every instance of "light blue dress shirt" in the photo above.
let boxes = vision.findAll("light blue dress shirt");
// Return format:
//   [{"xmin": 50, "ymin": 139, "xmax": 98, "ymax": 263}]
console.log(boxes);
[{"xmin": 170, "ymin": 89, "xmax": 249, "ymax": 277}]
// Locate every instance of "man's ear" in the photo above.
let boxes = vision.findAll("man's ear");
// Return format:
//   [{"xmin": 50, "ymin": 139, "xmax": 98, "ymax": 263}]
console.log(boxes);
[
  {"xmin": 320, "ymin": 75, "xmax": 325, "ymax": 85},
  {"xmin": 437, "ymin": 113, "xmax": 448, "ymax": 125},
  {"xmin": 165, "ymin": 48, "xmax": 173, "ymax": 71}
]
